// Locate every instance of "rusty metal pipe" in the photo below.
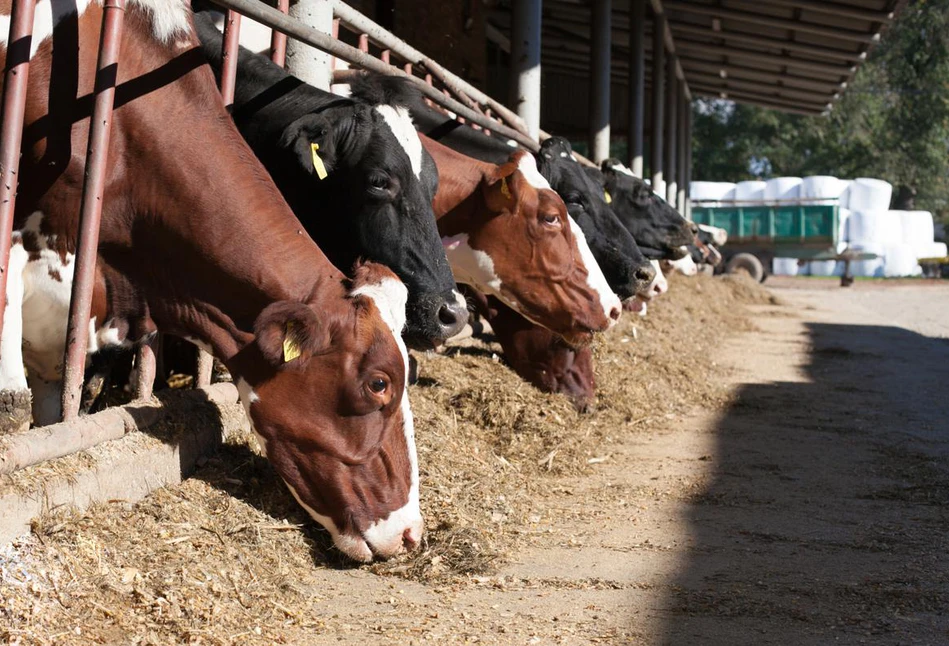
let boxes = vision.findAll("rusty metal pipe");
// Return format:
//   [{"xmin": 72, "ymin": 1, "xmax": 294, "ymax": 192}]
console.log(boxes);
[
  {"xmin": 269, "ymin": 0, "xmax": 289, "ymax": 66},
  {"xmin": 220, "ymin": 9, "xmax": 242, "ymax": 107},
  {"xmin": 60, "ymin": 0, "xmax": 127, "ymax": 422},
  {"xmin": 0, "ymin": 0, "xmax": 37, "ymax": 352}
]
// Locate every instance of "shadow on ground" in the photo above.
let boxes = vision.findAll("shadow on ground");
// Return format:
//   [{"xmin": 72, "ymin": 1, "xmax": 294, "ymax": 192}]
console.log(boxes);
[{"xmin": 657, "ymin": 322, "xmax": 949, "ymax": 645}]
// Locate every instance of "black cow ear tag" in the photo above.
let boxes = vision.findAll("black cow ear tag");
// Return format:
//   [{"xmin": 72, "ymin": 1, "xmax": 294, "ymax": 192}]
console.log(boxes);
[
  {"xmin": 283, "ymin": 321, "xmax": 303, "ymax": 363},
  {"xmin": 310, "ymin": 143, "xmax": 328, "ymax": 180}
]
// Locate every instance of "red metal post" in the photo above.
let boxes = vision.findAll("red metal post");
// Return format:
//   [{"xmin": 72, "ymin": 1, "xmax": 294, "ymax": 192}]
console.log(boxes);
[
  {"xmin": 220, "ymin": 9, "xmax": 242, "ymax": 107},
  {"xmin": 403, "ymin": 62, "xmax": 412, "ymax": 76},
  {"xmin": 270, "ymin": 0, "xmax": 289, "ymax": 67},
  {"xmin": 424, "ymin": 72, "xmax": 433, "ymax": 108},
  {"xmin": 358, "ymin": 33, "xmax": 368, "ymax": 53},
  {"xmin": 380, "ymin": 49, "xmax": 390, "ymax": 64},
  {"xmin": 0, "ymin": 0, "xmax": 37, "ymax": 352},
  {"xmin": 60, "ymin": 0, "xmax": 127, "ymax": 422},
  {"xmin": 330, "ymin": 17, "xmax": 340, "ymax": 72}
]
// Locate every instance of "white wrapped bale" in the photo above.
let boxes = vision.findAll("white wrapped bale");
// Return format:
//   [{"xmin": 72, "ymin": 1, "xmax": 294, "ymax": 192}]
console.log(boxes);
[
  {"xmin": 847, "ymin": 210, "xmax": 903, "ymax": 247},
  {"xmin": 917, "ymin": 242, "xmax": 948, "ymax": 259},
  {"xmin": 846, "ymin": 178, "xmax": 893, "ymax": 212},
  {"xmin": 809, "ymin": 260, "xmax": 839, "ymax": 277},
  {"xmin": 772, "ymin": 257, "xmax": 800, "ymax": 276},
  {"xmin": 849, "ymin": 242, "xmax": 885, "ymax": 278},
  {"xmin": 800, "ymin": 176, "xmax": 849, "ymax": 204},
  {"xmin": 734, "ymin": 180, "xmax": 767, "ymax": 202},
  {"xmin": 690, "ymin": 182, "xmax": 736, "ymax": 203},
  {"xmin": 895, "ymin": 210, "xmax": 935, "ymax": 252},
  {"xmin": 764, "ymin": 177, "xmax": 803, "ymax": 202},
  {"xmin": 883, "ymin": 243, "xmax": 922, "ymax": 277},
  {"xmin": 838, "ymin": 207, "xmax": 853, "ymax": 243}
]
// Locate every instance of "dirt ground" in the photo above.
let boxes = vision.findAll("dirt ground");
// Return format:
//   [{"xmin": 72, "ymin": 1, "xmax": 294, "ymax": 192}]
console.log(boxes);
[{"xmin": 3, "ymin": 276, "xmax": 949, "ymax": 644}]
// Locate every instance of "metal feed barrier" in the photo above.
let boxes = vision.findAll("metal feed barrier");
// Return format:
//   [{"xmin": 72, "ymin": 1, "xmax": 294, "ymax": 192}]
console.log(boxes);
[{"xmin": 0, "ymin": 0, "xmax": 565, "ymax": 467}]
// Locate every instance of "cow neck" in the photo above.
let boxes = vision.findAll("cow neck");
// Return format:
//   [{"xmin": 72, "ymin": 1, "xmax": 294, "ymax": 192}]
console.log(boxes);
[
  {"xmin": 109, "ymin": 34, "xmax": 345, "ymax": 363},
  {"xmin": 423, "ymin": 134, "xmax": 497, "ymax": 223}
]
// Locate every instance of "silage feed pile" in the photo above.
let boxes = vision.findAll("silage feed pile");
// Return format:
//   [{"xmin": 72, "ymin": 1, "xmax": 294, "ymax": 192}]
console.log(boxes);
[{"xmin": 0, "ymin": 274, "xmax": 775, "ymax": 644}]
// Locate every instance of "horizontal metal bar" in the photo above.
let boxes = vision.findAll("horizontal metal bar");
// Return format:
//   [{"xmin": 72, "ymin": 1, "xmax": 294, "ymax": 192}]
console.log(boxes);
[
  {"xmin": 211, "ymin": 0, "xmax": 539, "ymax": 150},
  {"xmin": 691, "ymin": 84, "xmax": 828, "ymax": 115},
  {"xmin": 678, "ymin": 57, "xmax": 848, "ymax": 93},
  {"xmin": 685, "ymin": 71, "xmax": 838, "ymax": 103},
  {"xmin": 752, "ymin": 0, "xmax": 894, "ymax": 23},
  {"xmin": 675, "ymin": 40, "xmax": 856, "ymax": 77},
  {"xmin": 663, "ymin": 1, "xmax": 881, "ymax": 45}
]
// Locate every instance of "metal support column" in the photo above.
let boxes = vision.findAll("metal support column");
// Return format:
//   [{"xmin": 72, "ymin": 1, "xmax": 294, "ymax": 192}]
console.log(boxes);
[
  {"xmin": 650, "ymin": 12, "xmax": 665, "ymax": 194},
  {"xmin": 589, "ymin": 0, "xmax": 611, "ymax": 163},
  {"xmin": 61, "ymin": 0, "xmax": 126, "ymax": 422},
  {"xmin": 287, "ymin": 0, "xmax": 334, "ymax": 90},
  {"xmin": 220, "ymin": 10, "xmax": 242, "ymax": 107},
  {"xmin": 628, "ymin": 0, "xmax": 646, "ymax": 176},
  {"xmin": 664, "ymin": 55, "xmax": 678, "ymax": 205},
  {"xmin": 270, "ymin": 0, "xmax": 290, "ymax": 66},
  {"xmin": 685, "ymin": 104, "xmax": 693, "ymax": 220},
  {"xmin": 509, "ymin": 0, "xmax": 542, "ymax": 139},
  {"xmin": 0, "ymin": 0, "xmax": 37, "ymax": 351},
  {"xmin": 677, "ymin": 81, "xmax": 688, "ymax": 214}
]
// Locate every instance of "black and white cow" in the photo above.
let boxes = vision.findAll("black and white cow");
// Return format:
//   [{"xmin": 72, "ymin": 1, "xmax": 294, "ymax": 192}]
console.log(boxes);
[
  {"xmin": 195, "ymin": 13, "xmax": 466, "ymax": 350},
  {"xmin": 408, "ymin": 102, "xmax": 654, "ymax": 302},
  {"xmin": 599, "ymin": 159, "xmax": 695, "ymax": 261}
]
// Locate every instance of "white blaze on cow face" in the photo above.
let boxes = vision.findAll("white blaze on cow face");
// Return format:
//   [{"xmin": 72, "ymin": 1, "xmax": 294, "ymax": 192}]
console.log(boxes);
[
  {"xmin": 349, "ymin": 276, "xmax": 423, "ymax": 559},
  {"xmin": 0, "ymin": 0, "xmax": 190, "ymax": 58},
  {"xmin": 374, "ymin": 105, "xmax": 424, "ymax": 180},
  {"xmin": 516, "ymin": 153, "xmax": 552, "ymax": 190},
  {"xmin": 565, "ymin": 216, "xmax": 622, "ymax": 327},
  {"xmin": 646, "ymin": 260, "xmax": 668, "ymax": 299}
]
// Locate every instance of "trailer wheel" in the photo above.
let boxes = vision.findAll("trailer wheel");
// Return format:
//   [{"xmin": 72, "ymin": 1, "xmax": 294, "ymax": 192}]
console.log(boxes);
[{"xmin": 725, "ymin": 253, "xmax": 765, "ymax": 283}]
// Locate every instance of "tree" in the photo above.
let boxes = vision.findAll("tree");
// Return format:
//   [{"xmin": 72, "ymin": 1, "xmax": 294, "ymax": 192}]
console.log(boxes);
[{"xmin": 691, "ymin": 0, "xmax": 949, "ymax": 218}]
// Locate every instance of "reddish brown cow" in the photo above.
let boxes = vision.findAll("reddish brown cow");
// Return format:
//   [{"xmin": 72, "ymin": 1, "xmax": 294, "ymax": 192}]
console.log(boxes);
[
  {"xmin": 0, "ymin": 0, "xmax": 419, "ymax": 562},
  {"xmin": 423, "ymin": 134, "xmax": 621, "ymax": 347}
]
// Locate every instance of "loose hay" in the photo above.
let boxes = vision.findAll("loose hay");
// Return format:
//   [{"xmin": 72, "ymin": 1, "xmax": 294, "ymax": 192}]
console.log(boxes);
[{"xmin": 0, "ymin": 274, "xmax": 772, "ymax": 644}]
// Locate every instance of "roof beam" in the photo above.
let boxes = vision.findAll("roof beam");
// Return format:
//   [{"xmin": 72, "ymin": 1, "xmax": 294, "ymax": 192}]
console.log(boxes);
[
  {"xmin": 687, "ymin": 71, "xmax": 839, "ymax": 103},
  {"xmin": 670, "ymin": 23, "xmax": 867, "ymax": 63},
  {"xmin": 751, "ymin": 0, "xmax": 895, "ymax": 23},
  {"xmin": 678, "ymin": 56, "xmax": 846, "ymax": 93},
  {"xmin": 675, "ymin": 40, "xmax": 856, "ymax": 77},
  {"xmin": 662, "ymin": 1, "xmax": 881, "ymax": 44},
  {"xmin": 691, "ymin": 83, "xmax": 829, "ymax": 114}
]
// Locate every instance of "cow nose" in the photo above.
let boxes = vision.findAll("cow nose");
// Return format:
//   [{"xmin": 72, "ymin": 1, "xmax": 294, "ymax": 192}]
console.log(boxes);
[
  {"xmin": 689, "ymin": 221, "xmax": 699, "ymax": 235},
  {"xmin": 609, "ymin": 304, "xmax": 621, "ymax": 322},
  {"xmin": 436, "ymin": 292, "xmax": 469, "ymax": 338},
  {"xmin": 402, "ymin": 526, "xmax": 420, "ymax": 551}
]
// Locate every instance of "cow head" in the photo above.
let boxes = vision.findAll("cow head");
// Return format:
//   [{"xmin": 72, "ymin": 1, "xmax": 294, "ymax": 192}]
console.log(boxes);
[
  {"xmin": 601, "ymin": 159, "xmax": 695, "ymax": 260},
  {"xmin": 275, "ymin": 80, "xmax": 466, "ymax": 350},
  {"xmin": 535, "ymin": 138, "xmax": 655, "ymax": 301},
  {"xmin": 439, "ymin": 151, "xmax": 621, "ymax": 346},
  {"xmin": 230, "ymin": 263, "xmax": 420, "ymax": 562}
]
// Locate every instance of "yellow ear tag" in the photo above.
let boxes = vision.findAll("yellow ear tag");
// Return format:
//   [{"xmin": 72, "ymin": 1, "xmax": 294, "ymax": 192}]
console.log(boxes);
[
  {"xmin": 310, "ymin": 143, "xmax": 328, "ymax": 180},
  {"xmin": 500, "ymin": 176, "xmax": 512, "ymax": 200},
  {"xmin": 604, "ymin": 189, "xmax": 612, "ymax": 204},
  {"xmin": 282, "ymin": 321, "xmax": 302, "ymax": 363}
]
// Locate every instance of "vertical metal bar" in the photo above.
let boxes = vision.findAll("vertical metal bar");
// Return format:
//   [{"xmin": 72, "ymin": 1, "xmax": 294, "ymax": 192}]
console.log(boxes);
[
  {"xmin": 628, "ymin": 0, "xmax": 646, "ymax": 176},
  {"xmin": 650, "ymin": 12, "xmax": 665, "ymax": 194},
  {"xmin": 60, "ymin": 0, "xmax": 127, "ymax": 422},
  {"xmin": 270, "ymin": 0, "xmax": 289, "ymax": 67},
  {"xmin": 287, "ymin": 0, "xmax": 334, "ymax": 90},
  {"xmin": 133, "ymin": 336, "xmax": 156, "ymax": 400},
  {"xmin": 0, "ymin": 0, "xmax": 37, "ymax": 347},
  {"xmin": 509, "ymin": 0, "xmax": 542, "ymax": 139},
  {"xmin": 196, "ymin": 347, "xmax": 213, "ymax": 388},
  {"xmin": 220, "ymin": 9, "xmax": 242, "ymax": 107},
  {"xmin": 664, "ymin": 55, "xmax": 678, "ymax": 205},
  {"xmin": 403, "ymin": 62, "xmax": 412, "ymax": 75},
  {"xmin": 424, "ymin": 72, "xmax": 433, "ymax": 108},
  {"xmin": 358, "ymin": 33, "xmax": 369, "ymax": 52},
  {"xmin": 330, "ymin": 17, "xmax": 339, "ymax": 70},
  {"xmin": 677, "ymin": 81, "xmax": 688, "ymax": 214},
  {"xmin": 685, "ymin": 103, "xmax": 693, "ymax": 219},
  {"xmin": 380, "ymin": 49, "xmax": 390, "ymax": 64},
  {"xmin": 589, "ymin": 0, "xmax": 611, "ymax": 164}
]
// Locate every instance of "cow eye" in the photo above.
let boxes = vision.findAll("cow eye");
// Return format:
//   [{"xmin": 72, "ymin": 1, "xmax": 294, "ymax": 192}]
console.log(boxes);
[
  {"xmin": 367, "ymin": 376, "xmax": 389, "ymax": 395},
  {"xmin": 540, "ymin": 212, "xmax": 561, "ymax": 227},
  {"xmin": 368, "ymin": 172, "xmax": 390, "ymax": 191},
  {"xmin": 564, "ymin": 193, "xmax": 584, "ymax": 209}
]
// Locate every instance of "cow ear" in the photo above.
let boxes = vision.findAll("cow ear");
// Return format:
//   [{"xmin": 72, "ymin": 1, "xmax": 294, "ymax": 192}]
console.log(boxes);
[
  {"xmin": 280, "ymin": 114, "xmax": 338, "ymax": 180},
  {"xmin": 253, "ymin": 301, "xmax": 329, "ymax": 367},
  {"xmin": 482, "ymin": 162, "xmax": 519, "ymax": 212}
]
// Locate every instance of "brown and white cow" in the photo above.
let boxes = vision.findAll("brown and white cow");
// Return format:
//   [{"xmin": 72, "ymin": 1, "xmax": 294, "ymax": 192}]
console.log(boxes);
[
  {"xmin": 423, "ymin": 134, "xmax": 621, "ymax": 347},
  {"xmin": 0, "ymin": 0, "xmax": 418, "ymax": 562}
]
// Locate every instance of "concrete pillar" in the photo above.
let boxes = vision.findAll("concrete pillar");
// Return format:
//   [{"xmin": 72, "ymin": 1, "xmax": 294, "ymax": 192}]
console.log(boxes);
[
  {"xmin": 589, "ymin": 0, "xmax": 611, "ymax": 163},
  {"xmin": 510, "ymin": 0, "xmax": 543, "ymax": 139},
  {"xmin": 664, "ymin": 55, "xmax": 678, "ymax": 205},
  {"xmin": 628, "ymin": 0, "xmax": 646, "ymax": 176},
  {"xmin": 287, "ymin": 0, "xmax": 334, "ymax": 90},
  {"xmin": 677, "ymin": 82, "xmax": 688, "ymax": 214},
  {"xmin": 650, "ymin": 12, "xmax": 665, "ymax": 195}
]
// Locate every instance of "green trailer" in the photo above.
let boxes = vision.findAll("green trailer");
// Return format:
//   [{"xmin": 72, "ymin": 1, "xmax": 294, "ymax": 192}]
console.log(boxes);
[{"xmin": 691, "ymin": 200, "xmax": 869, "ymax": 282}]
